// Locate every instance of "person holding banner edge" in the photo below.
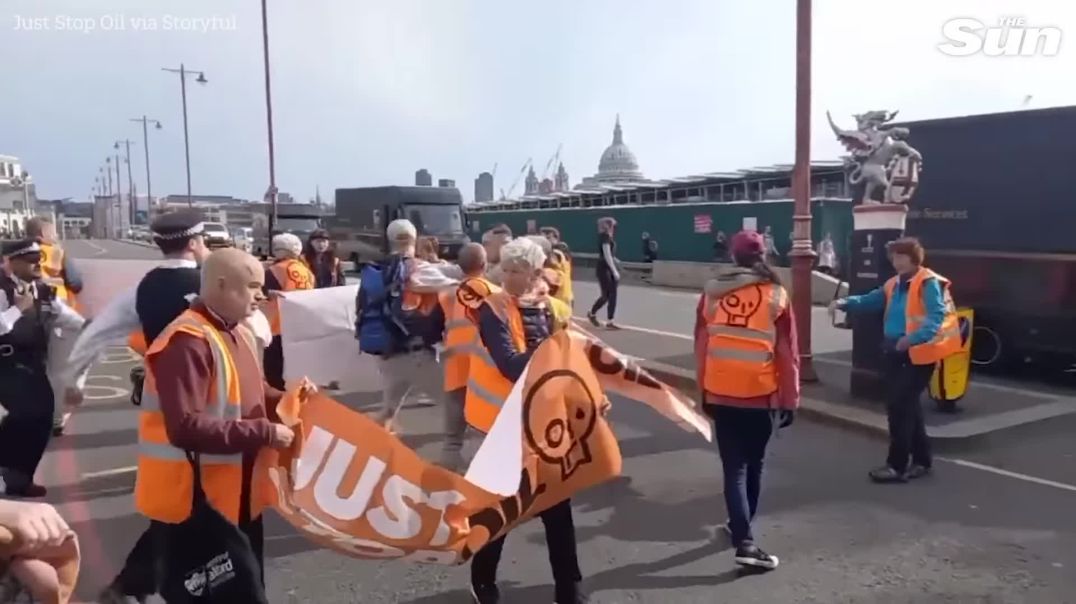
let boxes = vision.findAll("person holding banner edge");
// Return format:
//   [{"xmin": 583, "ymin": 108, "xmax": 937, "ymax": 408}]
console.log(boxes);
[
  {"xmin": 467, "ymin": 236, "xmax": 586, "ymax": 604},
  {"xmin": 694, "ymin": 230, "xmax": 799, "ymax": 571}
]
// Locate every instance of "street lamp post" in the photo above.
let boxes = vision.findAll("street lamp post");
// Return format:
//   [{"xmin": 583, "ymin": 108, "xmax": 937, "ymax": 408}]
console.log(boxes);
[
  {"xmin": 114, "ymin": 147, "xmax": 124, "ymax": 233},
  {"xmin": 162, "ymin": 64, "xmax": 208, "ymax": 207},
  {"xmin": 130, "ymin": 116, "xmax": 162, "ymax": 215},
  {"xmin": 260, "ymin": 0, "xmax": 279, "ymax": 234},
  {"xmin": 788, "ymin": 0, "xmax": 818, "ymax": 382},
  {"xmin": 115, "ymin": 139, "xmax": 137, "ymax": 225}
]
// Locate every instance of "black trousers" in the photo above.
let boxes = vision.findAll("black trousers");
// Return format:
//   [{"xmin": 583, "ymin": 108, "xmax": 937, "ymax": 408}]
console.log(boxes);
[
  {"xmin": 589, "ymin": 270, "xmax": 619, "ymax": 321},
  {"xmin": 706, "ymin": 404, "xmax": 773, "ymax": 547},
  {"xmin": 883, "ymin": 350, "xmax": 935, "ymax": 473},
  {"xmin": 0, "ymin": 366, "xmax": 55, "ymax": 484},
  {"xmin": 111, "ymin": 517, "xmax": 266, "ymax": 597},
  {"xmin": 264, "ymin": 335, "xmax": 285, "ymax": 391},
  {"xmin": 471, "ymin": 499, "xmax": 581, "ymax": 597}
]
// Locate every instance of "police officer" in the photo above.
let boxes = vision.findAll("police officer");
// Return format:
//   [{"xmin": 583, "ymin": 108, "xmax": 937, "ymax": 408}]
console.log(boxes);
[{"xmin": 0, "ymin": 240, "xmax": 84, "ymax": 497}]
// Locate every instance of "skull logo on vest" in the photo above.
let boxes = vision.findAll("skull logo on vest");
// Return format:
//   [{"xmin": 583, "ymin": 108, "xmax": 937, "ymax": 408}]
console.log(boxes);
[
  {"xmin": 718, "ymin": 285, "xmax": 763, "ymax": 327},
  {"xmin": 523, "ymin": 369, "xmax": 600, "ymax": 481}
]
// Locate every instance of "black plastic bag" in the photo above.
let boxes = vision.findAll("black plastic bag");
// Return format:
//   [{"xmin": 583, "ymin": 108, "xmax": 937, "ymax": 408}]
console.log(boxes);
[{"xmin": 157, "ymin": 453, "xmax": 268, "ymax": 603}]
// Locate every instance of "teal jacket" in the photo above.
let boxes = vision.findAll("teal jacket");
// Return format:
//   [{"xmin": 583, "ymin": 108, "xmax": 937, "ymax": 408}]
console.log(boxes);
[{"xmin": 841, "ymin": 274, "xmax": 945, "ymax": 345}]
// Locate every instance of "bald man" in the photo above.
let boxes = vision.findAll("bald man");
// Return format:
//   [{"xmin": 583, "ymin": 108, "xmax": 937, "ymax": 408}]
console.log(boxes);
[
  {"xmin": 138, "ymin": 248, "xmax": 294, "ymax": 595},
  {"xmin": 436, "ymin": 242, "xmax": 496, "ymax": 471}
]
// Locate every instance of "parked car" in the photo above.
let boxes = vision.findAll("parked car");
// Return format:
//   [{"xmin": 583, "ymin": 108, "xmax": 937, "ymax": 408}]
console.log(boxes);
[
  {"xmin": 232, "ymin": 226, "xmax": 253, "ymax": 252},
  {"xmin": 202, "ymin": 222, "xmax": 233, "ymax": 248}
]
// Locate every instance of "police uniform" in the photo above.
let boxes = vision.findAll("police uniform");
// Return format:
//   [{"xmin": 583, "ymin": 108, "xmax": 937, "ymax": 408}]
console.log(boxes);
[{"xmin": 0, "ymin": 240, "xmax": 84, "ymax": 497}]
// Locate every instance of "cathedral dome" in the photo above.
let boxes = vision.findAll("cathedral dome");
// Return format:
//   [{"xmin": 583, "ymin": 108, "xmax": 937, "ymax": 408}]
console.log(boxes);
[{"xmin": 596, "ymin": 115, "xmax": 643, "ymax": 181}]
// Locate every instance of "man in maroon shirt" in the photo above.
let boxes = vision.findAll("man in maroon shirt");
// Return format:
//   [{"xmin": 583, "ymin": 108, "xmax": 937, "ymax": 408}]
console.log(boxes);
[{"xmin": 146, "ymin": 248, "xmax": 295, "ymax": 588}]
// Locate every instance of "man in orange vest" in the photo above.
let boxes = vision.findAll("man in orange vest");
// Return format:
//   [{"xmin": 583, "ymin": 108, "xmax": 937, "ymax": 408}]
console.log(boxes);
[
  {"xmin": 262, "ymin": 233, "xmax": 315, "ymax": 390},
  {"xmin": 465, "ymin": 236, "xmax": 585, "ymax": 604},
  {"xmin": 137, "ymin": 248, "xmax": 295, "ymax": 593},
  {"xmin": 436, "ymin": 242, "xmax": 494, "ymax": 471},
  {"xmin": 693, "ymin": 230, "xmax": 798, "ymax": 571},
  {"xmin": 833, "ymin": 237, "xmax": 961, "ymax": 484}
]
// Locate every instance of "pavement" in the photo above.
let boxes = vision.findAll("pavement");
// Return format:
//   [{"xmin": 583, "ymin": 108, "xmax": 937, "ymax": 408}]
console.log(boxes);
[{"xmin": 38, "ymin": 239, "xmax": 1076, "ymax": 602}]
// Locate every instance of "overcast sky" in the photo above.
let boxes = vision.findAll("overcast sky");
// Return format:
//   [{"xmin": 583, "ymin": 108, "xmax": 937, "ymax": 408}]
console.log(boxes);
[{"xmin": 4, "ymin": 0, "xmax": 1075, "ymax": 202}]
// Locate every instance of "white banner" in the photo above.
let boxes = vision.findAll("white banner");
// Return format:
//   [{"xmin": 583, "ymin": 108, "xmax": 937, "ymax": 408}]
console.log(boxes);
[{"xmin": 279, "ymin": 285, "xmax": 381, "ymax": 393}]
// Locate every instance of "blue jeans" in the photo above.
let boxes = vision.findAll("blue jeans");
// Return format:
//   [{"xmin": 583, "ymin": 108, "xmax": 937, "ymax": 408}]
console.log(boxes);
[{"xmin": 706, "ymin": 404, "xmax": 774, "ymax": 547}]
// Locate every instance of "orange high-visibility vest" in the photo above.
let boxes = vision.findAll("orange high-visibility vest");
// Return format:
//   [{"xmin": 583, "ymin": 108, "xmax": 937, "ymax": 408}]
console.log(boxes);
[
  {"xmin": 703, "ymin": 282, "xmax": 788, "ymax": 398},
  {"xmin": 439, "ymin": 277, "xmax": 499, "ymax": 393},
  {"xmin": 127, "ymin": 331, "xmax": 148, "ymax": 357},
  {"xmin": 464, "ymin": 291, "xmax": 526, "ymax": 433},
  {"xmin": 135, "ymin": 309, "xmax": 267, "ymax": 524},
  {"xmin": 264, "ymin": 258, "xmax": 315, "ymax": 335},
  {"xmin": 39, "ymin": 242, "xmax": 75, "ymax": 306},
  {"xmin": 884, "ymin": 268, "xmax": 962, "ymax": 365}
]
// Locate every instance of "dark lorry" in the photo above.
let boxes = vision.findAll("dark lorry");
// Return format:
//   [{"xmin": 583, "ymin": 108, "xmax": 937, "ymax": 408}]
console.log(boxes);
[
  {"xmin": 252, "ymin": 204, "xmax": 324, "ymax": 259},
  {"xmin": 901, "ymin": 105, "xmax": 1076, "ymax": 371},
  {"xmin": 328, "ymin": 186, "xmax": 468, "ymax": 264}
]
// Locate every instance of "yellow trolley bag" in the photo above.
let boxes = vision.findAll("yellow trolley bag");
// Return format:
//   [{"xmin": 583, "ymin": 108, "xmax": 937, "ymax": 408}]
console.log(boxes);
[{"xmin": 929, "ymin": 307, "xmax": 974, "ymax": 411}]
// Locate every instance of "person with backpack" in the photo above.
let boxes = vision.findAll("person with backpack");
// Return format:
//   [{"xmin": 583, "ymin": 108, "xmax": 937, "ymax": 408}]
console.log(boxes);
[{"xmin": 356, "ymin": 219, "xmax": 459, "ymax": 435}]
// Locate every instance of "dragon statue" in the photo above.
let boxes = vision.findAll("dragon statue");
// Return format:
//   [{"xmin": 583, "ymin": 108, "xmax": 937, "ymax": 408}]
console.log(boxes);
[{"xmin": 826, "ymin": 110, "xmax": 923, "ymax": 205}]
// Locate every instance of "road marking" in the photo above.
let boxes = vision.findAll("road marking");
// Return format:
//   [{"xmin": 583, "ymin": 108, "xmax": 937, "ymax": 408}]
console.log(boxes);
[
  {"xmin": 938, "ymin": 457, "xmax": 1076, "ymax": 493},
  {"xmin": 571, "ymin": 316, "xmax": 693, "ymax": 341},
  {"xmin": 81, "ymin": 466, "xmax": 137, "ymax": 479},
  {"xmin": 84, "ymin": 240, "xmax": 107, "ymax": 256}
]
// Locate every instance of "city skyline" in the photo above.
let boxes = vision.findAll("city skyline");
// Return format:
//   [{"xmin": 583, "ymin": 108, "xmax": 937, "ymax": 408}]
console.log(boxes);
[{"xmin": 3, "ymin": 0, "xmax": 1075, "ymax": 202}]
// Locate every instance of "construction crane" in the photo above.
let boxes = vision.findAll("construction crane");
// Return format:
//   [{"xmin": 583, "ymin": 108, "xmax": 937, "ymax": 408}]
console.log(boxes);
[
  {"xmin": 541, "ymin": 143, "xmax": 563, "ymax": 180},
  {"xmin": 500, "ymin": 157, "xmax": 532, "ymax": 200}
]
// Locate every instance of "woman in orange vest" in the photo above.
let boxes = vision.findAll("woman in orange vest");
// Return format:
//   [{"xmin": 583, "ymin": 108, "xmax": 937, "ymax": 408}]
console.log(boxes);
[
  {"xmin": 693, "ymin": 230, "xmax": 799, "ymax": 572},
  {"xmin": 833, "ymin": 237, "xmax": 961, "ymax": 484},
  {"xmin": 465, "ymin": 236, "xmax": 584, "ymax": 604},
  {"xmin": 300, "ymin": 229, "xmax": 346, "ymax": 288},
  {"xmin": 262, "ymin": 233, "xmax": 315, "ymax": 390}
]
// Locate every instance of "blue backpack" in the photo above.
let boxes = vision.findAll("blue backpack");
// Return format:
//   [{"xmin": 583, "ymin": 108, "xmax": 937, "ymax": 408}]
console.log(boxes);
[{"xmin": 355, "ymin": 257, "xmax": 409, "ymax": 355}]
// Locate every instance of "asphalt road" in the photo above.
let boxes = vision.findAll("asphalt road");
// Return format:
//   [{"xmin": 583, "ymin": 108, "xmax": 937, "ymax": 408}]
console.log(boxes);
[{"xmin": 42, "ymin": 239, "xmax": 1076, "ymax": 603}]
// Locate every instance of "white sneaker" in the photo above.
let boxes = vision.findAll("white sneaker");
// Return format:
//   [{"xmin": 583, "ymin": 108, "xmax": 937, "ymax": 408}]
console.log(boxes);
[{"xmin": 734, "ymin": 544, "xmax": 779, "ymax": 570}]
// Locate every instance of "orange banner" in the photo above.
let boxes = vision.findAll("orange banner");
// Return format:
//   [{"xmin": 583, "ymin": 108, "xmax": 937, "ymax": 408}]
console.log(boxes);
[{"xmin": 258, "ymin": 331, "xmax": 622, "ymax": 564}]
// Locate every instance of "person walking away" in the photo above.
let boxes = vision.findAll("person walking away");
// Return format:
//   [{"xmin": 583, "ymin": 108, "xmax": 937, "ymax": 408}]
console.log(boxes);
[
  {"xmin": 482, "ymin": 225, "xmax": 512, "ymax": 286},
  {"xmin": 262, "ymin": 233, "xmax": 315, "ymax": 390},
  {"xmin": 713, "ymin": 231, "xmax": 729, "ymax": 262},
  {"xmin": 465, "ymin": 237, "xmax": 584, "ymax": 604},
  {"xmin": 694, "ymin": 230, "xmax": 799, "ymax": 571},
  {"xmin": 641, "ymin": 232, "xmax": 659, "ymax": 263},
  {"xmin": 301, "ymin": 229, "xmax": 345, "ymax": 288},
  {"xmin": 0, "ymin": 240, "xmax": 84, "ymax": 497},
  {"xmin": 436, "ymin": 242, "xmax": 496, "ymax": 471},
  {"xmin": 587, "ymin": 217, "xmax": 620, "ymax": 329},
  {"xmin": 136, "ymin": 248, "xmax": 296, "ymax": 598},
  {"xmin": 831, "ymin": 237, "xmax": 960, "ymax": 483},
  {"xmin": 356, "ymin": 219, "xmax": 457, "ymax": 435},
  {"xmin": 817, "ymin": 233, "xmax": 838, "ymax": 276}
]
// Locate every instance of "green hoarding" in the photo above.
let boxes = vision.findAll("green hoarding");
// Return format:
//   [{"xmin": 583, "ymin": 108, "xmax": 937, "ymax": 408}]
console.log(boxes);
[{"xmin": 466, "ymin": 198, "xmax": 853, "ymax": 263}]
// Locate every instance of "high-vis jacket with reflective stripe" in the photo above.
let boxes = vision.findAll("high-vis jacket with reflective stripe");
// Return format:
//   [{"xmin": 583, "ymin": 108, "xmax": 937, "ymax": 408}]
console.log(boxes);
[
  {"xmin": 439, "ymin": 277, "xmax": 498, "ymax": 392},
  {"xmin": 39, "ymin": 242, "xmax": 76, "ymax": 307},
  {"xmin": 883, "ymin": 268, "xmax": 962, "ymax": 365},
  {"xmin": 135, "ymin": 309, "xmax": 267, "ymax": 524},
  {"xmin": 264, "ymin": 258, "xmax": 315, "ymax": 335},
  {"xmin": 464, "ymin": 291, "xmax": 568, "ymax": 433},
  {"xmin": 703, "ymin": 282, "xmax": 788, "ymax": 399}
]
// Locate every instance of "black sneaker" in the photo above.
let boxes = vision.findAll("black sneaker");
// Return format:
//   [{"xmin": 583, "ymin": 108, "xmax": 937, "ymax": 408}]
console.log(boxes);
[
  {"xmin": 905, "ymin": 464, "xmax": 932, "ymax": 480},
  {"xmin": 605, "ymin": 322, "xmax": 621, "ymax": 330},
  {"xmin": 554, "ymin": 583, "xmax": 591, "ymax": 603},
  {"xmin": 734, "ymin": 544, "xmax": 779, "ymax": 570},
  {"xmin": 587, "ymin": 313, "xmax": 601, "ymax": 327},
  {"xmin": 470, "ymin": 583, "xmax": 500, "ymax": 604}
]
